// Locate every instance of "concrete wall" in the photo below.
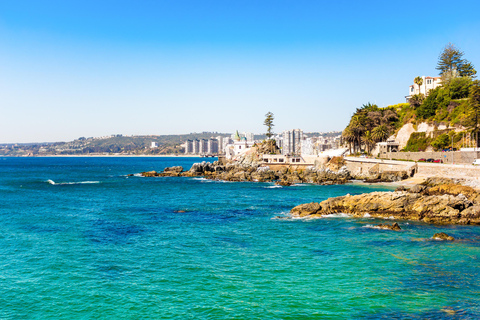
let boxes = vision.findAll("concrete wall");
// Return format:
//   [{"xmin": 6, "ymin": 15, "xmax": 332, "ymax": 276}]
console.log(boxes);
[
  {"xmin": 345, "ymin": 159, "xmax": 416, "ymax": 177},
  {"xmin": 381, "ymin": 151, "xmax": 480, "ymax": 164},
  {"xmin": 416, "ymin": 163, "xmax": 480, "ymax": 180}
]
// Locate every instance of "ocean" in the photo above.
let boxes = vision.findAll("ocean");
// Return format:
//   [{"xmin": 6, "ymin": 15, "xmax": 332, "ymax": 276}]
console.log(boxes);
[{"xmin": 1, "ymin": 157, "xmax": 479, "ymax": 319}]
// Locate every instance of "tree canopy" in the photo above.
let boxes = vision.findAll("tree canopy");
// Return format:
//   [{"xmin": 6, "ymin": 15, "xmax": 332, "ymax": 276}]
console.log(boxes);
[
  {"xmin": 436, "ymin": 43, "xmax": 477, "ymax": 78},
  {"xmin": 264, "ymin": 112, "xmax": 275, "ymax": 139}
]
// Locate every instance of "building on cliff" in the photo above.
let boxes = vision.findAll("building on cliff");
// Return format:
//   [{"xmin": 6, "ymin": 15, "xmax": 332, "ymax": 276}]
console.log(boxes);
[{"xmin": 406, "ymin": 76, "xmax": 442, "ymax": 101}]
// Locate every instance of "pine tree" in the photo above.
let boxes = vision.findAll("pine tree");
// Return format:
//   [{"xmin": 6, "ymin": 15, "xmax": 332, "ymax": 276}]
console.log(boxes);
[
  {"xmin": 264, "ymin": 112, "xmax": 275, "ymax": 139},
  {"xmin": 437, "ymin": 43, "xmax": 477, "ymax": 78}
]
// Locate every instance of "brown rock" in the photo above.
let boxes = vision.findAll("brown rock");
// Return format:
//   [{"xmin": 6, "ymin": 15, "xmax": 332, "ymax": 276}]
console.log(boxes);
[
  {"xmin": 141, "ymin": 171, "xmax": 158, "ymax": 177},
  {"xmin": 375, "ymin": 222, "xmax": 401, "ymax": 231},
  {"xmin": 163, "ymin": 166, "xmax": 183, "ymax": 173},
  {"xmin": 290, "ymin": 188, "xmax": 480, "ymax": 225},
  {"xmin": 426, "ymin": 184, "xmax": 477, "ymax": 202},
  {"xmin": 275, "ymin": 180, "xmax": 292, "ymax": 186},
  {"xmin": 432, "ymin": 232, "xmax": 455, "ymax": 241},
  {"xmin": 290, "ymin": 202, "xmax": 322, "ymax": 217},
  {"xmin": 409, "ymin": 184, "xmax": 426, "ymax": 193}
]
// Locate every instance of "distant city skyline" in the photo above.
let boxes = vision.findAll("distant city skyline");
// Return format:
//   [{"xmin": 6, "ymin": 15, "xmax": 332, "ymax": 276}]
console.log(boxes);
[{"xmin": 1, "ymin": 0, "xmax": 480, "ymax": 143}]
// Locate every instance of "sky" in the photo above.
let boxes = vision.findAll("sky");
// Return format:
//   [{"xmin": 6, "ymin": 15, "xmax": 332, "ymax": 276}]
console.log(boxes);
[{"xmin": 1, "ymin": 0, "xmax": 480, "ymax": 143}]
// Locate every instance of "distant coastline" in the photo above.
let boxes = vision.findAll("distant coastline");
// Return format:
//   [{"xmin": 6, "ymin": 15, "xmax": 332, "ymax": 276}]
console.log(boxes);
[{"xmin": 2, "ymin": 154, "xmax": 213, "ymax": 158}]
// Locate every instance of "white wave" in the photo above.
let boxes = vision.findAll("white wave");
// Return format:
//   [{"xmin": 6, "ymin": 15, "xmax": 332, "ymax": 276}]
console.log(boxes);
[
  {"xmin": 362, "ymin": 224, "xmax": 377, "ymax": 229},
  {"xmin": 322, "ymin": 213, "xmax": 352, "ymax": 218},
  {"xmin": 47, "ymin": 180, "xmax": 100, "ymax": 185},
  {"xmin": 265, "ymin": 185, "xmax": 282, "ymax": 189},
  {"xmin": 363, "ymin": 213, "xmax": 372, "ymax": 218},
  {"xmin": 133, "ymin": 173, "xmax": 143, "ymax": 177},
  {"xmin": 193, "ymin": 177, "xmax": 208, "ymax": 181},
  {"xmin": 383, "ymin": 216, "xmax": 396, "ymax": 220}
]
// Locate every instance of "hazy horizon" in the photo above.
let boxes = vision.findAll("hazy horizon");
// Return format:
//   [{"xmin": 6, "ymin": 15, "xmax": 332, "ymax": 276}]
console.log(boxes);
[{"xmin": 2, "ymin": 0, "xmax": 480, "ymax": 143}]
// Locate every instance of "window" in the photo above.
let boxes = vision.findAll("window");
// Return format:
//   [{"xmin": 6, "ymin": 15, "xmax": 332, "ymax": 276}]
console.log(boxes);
[
  {"xmin": 427, "ymin": 79, "xmax": 432, "ymax": 84},
  {"xmin": 411, "ymin": 87, "xmax": 414, "ymax": 92},
  {"xmin": 279, "ymin": 158, "xmax": 284, "ymax": 163}
]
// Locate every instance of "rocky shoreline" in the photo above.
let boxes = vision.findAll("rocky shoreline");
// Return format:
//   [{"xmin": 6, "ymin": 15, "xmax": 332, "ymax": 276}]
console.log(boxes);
[
  {"xmin": 134, "ymin": 152, "xmax": 480, "ymax": 226},
  {"xmin": 136, "ymin": 154, "xmax": 408, "ymax": 185},
  {"xmin": 290, "ymin": 177, "xmax": 480, "ymax": 225}
]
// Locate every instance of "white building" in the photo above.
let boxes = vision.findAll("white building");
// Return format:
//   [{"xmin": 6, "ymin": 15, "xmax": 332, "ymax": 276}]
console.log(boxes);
[
  {"xmin": 150, "ymin": 142, "xmax": 157, "ymax": 148},
  {"xmin": 301, "ymin": 137, "xmax": 314, "ymax": 156},
  {"xmin": 243, "ymin": 132, "xmax": 254, "ymax": 142},
  {"xmin": 407, "ymin": 76, "xmax": 442, "ymax": 100},
  {"xmin": 282, "ymin": 129, "xmax": 303, "ymax": 155},
  {"xmin": 185, "ymin": 138, "xmax": 220, "ymax": 155}
]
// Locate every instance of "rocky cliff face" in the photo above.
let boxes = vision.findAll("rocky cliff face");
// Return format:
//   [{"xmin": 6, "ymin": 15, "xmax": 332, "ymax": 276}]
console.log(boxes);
[
  {"xmin": 290, "ymin": 181, "xmax": 480, "ymax": 225},
  {"xmin": 394, "ymin": 122, "xmax": 466, "ymax": 149}
]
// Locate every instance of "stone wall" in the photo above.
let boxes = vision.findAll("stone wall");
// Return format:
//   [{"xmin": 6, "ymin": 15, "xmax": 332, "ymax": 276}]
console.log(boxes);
[{"xmin": 381, "ymin": 151, "xmax": 480, "ymax": 164}]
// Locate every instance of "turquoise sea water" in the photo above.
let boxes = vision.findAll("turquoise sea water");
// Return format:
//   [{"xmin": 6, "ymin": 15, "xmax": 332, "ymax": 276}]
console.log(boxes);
[{"xmin": 1, "ymin": 157, "xmax": 479, "ymax": 319}]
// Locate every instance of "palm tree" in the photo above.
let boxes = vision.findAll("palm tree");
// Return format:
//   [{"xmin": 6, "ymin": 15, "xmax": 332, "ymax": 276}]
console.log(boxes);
[
  {"xmin": 408, "ymin": 93, "xmax": 424, "ymax": 108},
  {"xmin": 414, "ymin": 76, "xmax": 423, "ymax": 95},
  {"xmin": 349, "ymin": 116, "xmax": 365, "ymax": 153},
  {"xmin": 361, "ymin": 130, "xmax": 375, "ymax": 154},
  {"xmin": 342, "ymin": 127, "xmax": 355, "ymax": 154},
  {"xmin": 372, "ymin": 124, "xmax": 390, "ymax": 142}
]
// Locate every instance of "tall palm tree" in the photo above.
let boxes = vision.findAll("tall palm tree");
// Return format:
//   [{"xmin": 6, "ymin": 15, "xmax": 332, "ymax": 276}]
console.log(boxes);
[
  {"xmin": 414, "ymin": 76, "xmax": 423, "ymax": 95},
  {"xmin": 361, "ymin": 131, "xmax": 375, "ymax": 154},
  {"xmin": 372, "ymin": 124, "xmax": 390, "ymax": 142},
  {"xmin": 342, "ymin": 127, "xmax": 355, "ymax": 154},
  {"xmin": 349, "ymin": 116, "xmax": 365, "ymax": 153}
]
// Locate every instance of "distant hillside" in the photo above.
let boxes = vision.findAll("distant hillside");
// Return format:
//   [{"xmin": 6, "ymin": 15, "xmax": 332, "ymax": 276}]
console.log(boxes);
[
  {"xmin": 0, "ymin": 133, "xmax": 231, "ymax": 156},
  {"xmin": 1, "ymin": 130, "xmax": 344, "ymax": 156}
]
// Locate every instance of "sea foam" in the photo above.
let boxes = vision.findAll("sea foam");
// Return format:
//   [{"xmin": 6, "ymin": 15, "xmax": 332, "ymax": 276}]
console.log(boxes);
[{"xmin": 47, "ymin": 179, "xmax": 100, "ymax": 185}]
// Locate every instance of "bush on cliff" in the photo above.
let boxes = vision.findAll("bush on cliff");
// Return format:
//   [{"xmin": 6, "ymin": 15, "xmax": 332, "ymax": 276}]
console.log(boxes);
[
  {"xmin": 431, "ymin": 133, "xmax": 450, "ymax": 151},
  {"xmin": 403, "ymin": 132, "xmax": 431, "ymax": 152}
]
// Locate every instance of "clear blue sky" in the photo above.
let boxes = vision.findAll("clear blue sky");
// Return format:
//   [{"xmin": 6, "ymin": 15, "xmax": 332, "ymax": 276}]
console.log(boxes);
[{"xmin": 1, "ymin": 0, "xmax": 480, "ymax": 143}]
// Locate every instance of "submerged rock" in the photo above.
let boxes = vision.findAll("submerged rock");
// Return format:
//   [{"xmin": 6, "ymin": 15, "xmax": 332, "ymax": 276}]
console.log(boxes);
[
  {"xmin": 432, "ymin": 232, "xmax": 455, "ymax": 241},
  {"xmin": 275, "ymin": 180, "xmax": 293, "ymax": 187},
  {"xmin": 375, "ymin": 222, "xmax": 401, "ymax": 231}
]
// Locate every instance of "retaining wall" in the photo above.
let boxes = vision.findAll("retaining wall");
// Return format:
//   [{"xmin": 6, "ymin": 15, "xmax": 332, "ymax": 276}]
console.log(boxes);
[{"xmin": 380, "ymin": 151, "xmax": 480, "ymax": 164}]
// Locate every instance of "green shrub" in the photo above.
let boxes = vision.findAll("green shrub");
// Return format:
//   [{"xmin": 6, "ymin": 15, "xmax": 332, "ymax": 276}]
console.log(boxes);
[
  {"xmin": 416, "ymin": 87, "xmax": 451, "ymax": 120},
  {"xmin": 431, "ymin": 133, "xmax": 450, "ymax": 151},
  {"xmin": 446, "ymin": 76, "xmax": 473, "ymax": 99},
  {"xmin": 403, "ymin": 132, "xmax": 432, "ymax": 152}
]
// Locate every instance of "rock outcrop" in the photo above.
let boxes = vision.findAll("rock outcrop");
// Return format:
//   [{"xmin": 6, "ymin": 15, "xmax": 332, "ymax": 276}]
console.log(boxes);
[
  {"xmin": 374, "ymin": 222, "xmax": 401, "ymax": 231},
  {"xmin": 290, "ymin": 183, "xmax": 480, "ymax": 225},
  {"xmin": 432, "ymin": 232, "xmax": 455, "ymax": 241},
  {"xmin": 138, "ymin": 150, "xmax": 411, "ymax": 184},
  {"xmin": 139, "ymin": 158, "xmax": 352, "ymax": 184}
]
